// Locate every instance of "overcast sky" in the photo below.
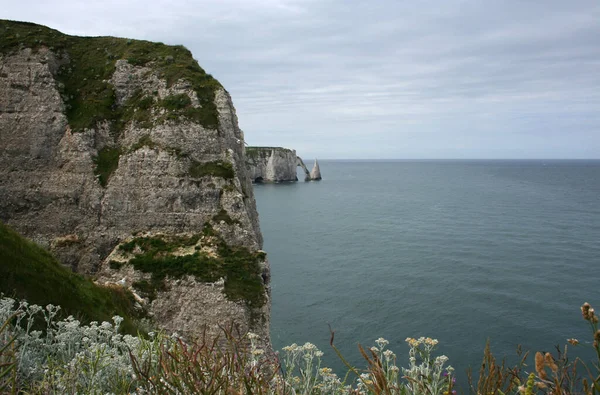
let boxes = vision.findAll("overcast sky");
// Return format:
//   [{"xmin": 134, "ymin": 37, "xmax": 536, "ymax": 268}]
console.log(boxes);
[{"xmin": 4, "ymin": 0, "xmax": 600, "ymax": 159}]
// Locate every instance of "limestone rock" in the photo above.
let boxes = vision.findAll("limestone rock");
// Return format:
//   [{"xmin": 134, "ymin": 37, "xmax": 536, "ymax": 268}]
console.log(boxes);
[
  {"xmin": 0, "ymin": 20, "xmax": 270, "ymax": 350},
  {"xmin": 246, "ymin": 147, "xmax": 311, "ymax": 182},
  {"xmin": 310, "ymin": 159, "xmax": 322, "ymax": 181},
  {"xmin": 297, "ymin": 156, "xmax": 311, "ymax": 182}
]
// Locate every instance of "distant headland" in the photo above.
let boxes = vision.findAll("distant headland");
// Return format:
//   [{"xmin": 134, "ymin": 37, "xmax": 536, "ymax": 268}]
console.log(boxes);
[{"xmin": 245, "ymin": 146, "xmax": 322, "ymax": 183}]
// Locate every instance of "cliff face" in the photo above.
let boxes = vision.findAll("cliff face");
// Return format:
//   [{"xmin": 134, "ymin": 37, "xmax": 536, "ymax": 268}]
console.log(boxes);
[
  {"xmin": 0, "ymin": 21, "xmax": 270, "ymax": 347},
  {"xmin": 246, "ymin": 146, "xmax": 311, "ymax": 182}
]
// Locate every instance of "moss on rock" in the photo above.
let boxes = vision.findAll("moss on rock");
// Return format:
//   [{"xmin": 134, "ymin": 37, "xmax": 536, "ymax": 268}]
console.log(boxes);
[
  {"xmin": 115, "ymin": 225, "xmax": 266, "ymax": 307},
  {"xmin": 189, "ymin": 160, "xmax": 235, "ymax": 179}
]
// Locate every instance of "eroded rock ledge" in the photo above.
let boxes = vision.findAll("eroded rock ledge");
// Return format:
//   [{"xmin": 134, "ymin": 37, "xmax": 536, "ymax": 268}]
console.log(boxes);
[{"xmin": 245, "ymin": 146, "xmax": 322, "ymax": 182}]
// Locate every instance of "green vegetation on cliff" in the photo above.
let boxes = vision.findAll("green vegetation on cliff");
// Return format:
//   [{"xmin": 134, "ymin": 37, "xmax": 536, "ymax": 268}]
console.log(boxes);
[
  {"xmin": 93, "ymin": 146, "xmax": 121, "ymax": 187},
  {"xmin": 245, "ymin": 146, "xmax": 295, "ymax": 160},
  {"xmin": 189, "ymin": 160, "xmax": 235, "ymax": 179},
  {"xmin": 113, "ymin": 224, "xmax": 266, "ymax": 306},
  {"xmin": 0, "ymin": 19, "xmax": 221, "ymax": 133},
  {"xmin": 0, "ymin": 221, "xmax": 143, "ymax": 334}
]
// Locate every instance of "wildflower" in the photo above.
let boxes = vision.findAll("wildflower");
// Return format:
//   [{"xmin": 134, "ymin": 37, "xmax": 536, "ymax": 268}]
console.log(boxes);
[
  {"xmin": 315, "ymin": 350, "xmax": 324, "ymax": 357},
  {"xmin": 247, "ymin": 332, "xmax": 259, "ymax": 340},
  {"xmin": 383, "ymin": 349, "xmax": 395, "ymax": 360},
  {"xmin": 375, "ymin": 337, "xmax": 389, "ymax": 348},
  {"xmin": 582, "ymin": 303, "xmax": 592, "ymax": 320},
  {"xmin": 282, "ymin": 343, "xmax": 298, "ymax": 352},
  {"xmin": 112, "ymin": 315, "xmax": 124, "ymax": 327},
  {"xmin": 567, "ymin": 338, "xmax": 579, "ymax": 345},
  {"xmin": 435, "ymin": 355, "xmax": 449, "ymax": 365}
]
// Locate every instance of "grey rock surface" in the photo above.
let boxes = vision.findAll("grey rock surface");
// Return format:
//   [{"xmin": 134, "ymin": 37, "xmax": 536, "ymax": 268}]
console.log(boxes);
[{"xmin": 0, "ymin": 32, "xmax": 270, "ymax": 349}]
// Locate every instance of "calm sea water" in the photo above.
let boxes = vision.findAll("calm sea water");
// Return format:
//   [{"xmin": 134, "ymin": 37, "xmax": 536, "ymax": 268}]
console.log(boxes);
[{"xmin": 253, "ymin": 160, "xmax": 600, "ymax": 384}]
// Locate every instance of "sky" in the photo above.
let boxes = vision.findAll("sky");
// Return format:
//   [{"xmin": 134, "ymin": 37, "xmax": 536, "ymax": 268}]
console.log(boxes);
[{"xmin": 4, "ymin": 0, "xmax": 600, "ymax": 159}]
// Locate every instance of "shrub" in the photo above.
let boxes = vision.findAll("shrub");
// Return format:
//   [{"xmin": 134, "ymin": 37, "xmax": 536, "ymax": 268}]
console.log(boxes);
[
  {"xmin": 189, "ymin": 160, "xmax": 235, "ymax": 179},
  {"xmin": 93, "ymin": 146, "xmax": 121, "ymax": 187},
  {"xmin": 116, "ymin": 227, "xmax": 266, "ymax": 307}
]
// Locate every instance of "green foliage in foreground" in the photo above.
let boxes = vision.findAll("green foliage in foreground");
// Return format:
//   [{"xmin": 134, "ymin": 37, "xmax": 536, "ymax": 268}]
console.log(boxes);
[
  {"xmin": 0, "ymin": 222, "xmax": 143, "ymax": 335},
  {"xmin": 1, "ymin": 296, "xmax": 599, "ymax": 394},
  {"xmin": 0, "ymin": 19, "xmax": 221, "ymax": 132}
]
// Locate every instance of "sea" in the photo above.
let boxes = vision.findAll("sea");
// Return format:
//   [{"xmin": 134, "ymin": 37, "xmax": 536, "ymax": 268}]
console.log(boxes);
[{"xmin": 252, "ymin": 160, "xmax": 600, "ymax": 386}]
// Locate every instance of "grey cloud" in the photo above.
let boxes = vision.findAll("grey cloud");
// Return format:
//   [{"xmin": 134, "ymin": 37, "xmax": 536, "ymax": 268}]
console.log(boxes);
[{"xmin": 3, "ymin": 0, "xmax": 600, "ymax": 158}]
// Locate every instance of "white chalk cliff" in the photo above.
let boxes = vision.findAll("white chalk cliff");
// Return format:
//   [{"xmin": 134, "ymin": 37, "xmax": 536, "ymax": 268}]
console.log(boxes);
[{"xmin": 245, "ymin": 147, "xmax": 321, "ymax": 182}]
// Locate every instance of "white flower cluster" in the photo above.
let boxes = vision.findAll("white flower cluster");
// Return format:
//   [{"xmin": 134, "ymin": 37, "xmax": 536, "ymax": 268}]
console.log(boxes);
[
  {"xmin": 403, "ymin": 337, "xmax": 454, "ymax": 395},
  {"xmin": 0, "ymin": 296, "xmax": 161, "ymax": 393},
  {"xmin": 278, "ymin": 341, "xmax": 345, "ymax": 394},
  {"xmin": 0, "ymin": 296, "xmax": 455, "ymax": 394}
]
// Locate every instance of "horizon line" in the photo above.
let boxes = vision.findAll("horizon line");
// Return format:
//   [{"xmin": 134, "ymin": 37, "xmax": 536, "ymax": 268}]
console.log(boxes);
[{"xmin": 306, "ymin": 158, "xmax": 600, "ymax": 161}]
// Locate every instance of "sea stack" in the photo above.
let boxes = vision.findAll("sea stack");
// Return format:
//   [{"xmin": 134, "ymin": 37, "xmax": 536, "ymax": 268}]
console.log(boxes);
[{"xmin": 310, "ymin": 159, "xmax": 322, "ymax": 181}]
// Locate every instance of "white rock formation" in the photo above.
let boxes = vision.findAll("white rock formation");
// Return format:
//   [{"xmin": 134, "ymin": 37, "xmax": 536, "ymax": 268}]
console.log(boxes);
[{"xmin": 310, "ymin": 159, "xmax": 322, "ymax": 181}]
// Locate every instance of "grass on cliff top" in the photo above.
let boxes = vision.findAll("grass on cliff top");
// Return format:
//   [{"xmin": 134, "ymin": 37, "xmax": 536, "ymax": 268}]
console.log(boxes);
[
  {"xmin": 115, "ymin": 224, "xmax": 266, "ymax": 307},
  {"xmin": 0, "ymin": 19, "xmax": 221, "ymax": 132},
  {"xmin": 0, "ymin": 221, "xmax": 144, "ymax": 335},
  {"xmin": 245, "ymin": 147, "xmax": 295, "ymax": 159}
]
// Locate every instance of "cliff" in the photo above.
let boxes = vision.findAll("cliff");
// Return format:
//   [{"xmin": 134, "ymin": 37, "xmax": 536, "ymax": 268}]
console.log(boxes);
[
  {"xmin": 245, "ymin": 146, "xmax": 321, "ymax": 182},
  {"xmin": 0, "ymin": 20, "xmax": 270, "ymax": 347}
]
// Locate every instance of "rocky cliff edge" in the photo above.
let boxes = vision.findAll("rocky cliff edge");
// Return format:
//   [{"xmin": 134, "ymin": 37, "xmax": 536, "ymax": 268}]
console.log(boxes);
[{"xmin": 0, "ymin": 20, "xmax": 270, "ymax": 348}]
